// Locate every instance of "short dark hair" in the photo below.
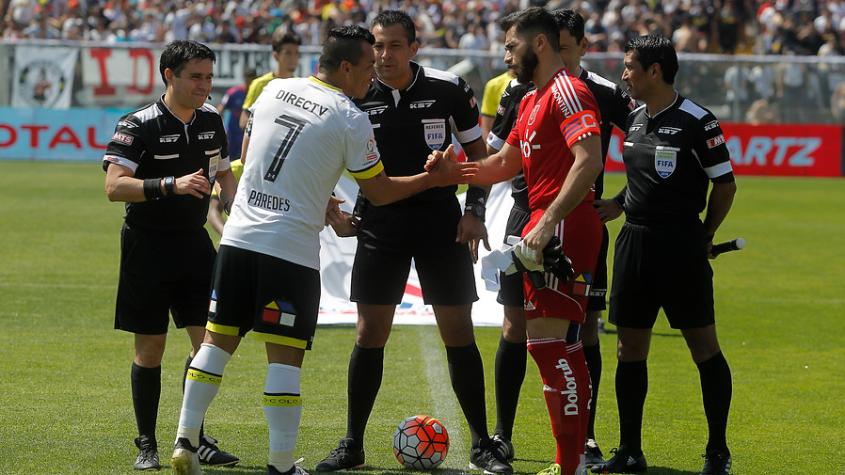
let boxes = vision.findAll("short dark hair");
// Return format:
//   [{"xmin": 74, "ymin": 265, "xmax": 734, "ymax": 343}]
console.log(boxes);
[
  {"xmin": 372, "ymin": 10, "xmax": 416, "ymax": 44},
  {"xmin": 319, "ymin": 25, "xmax": 375, "ymax": 72},
  {"xmin": 552, "ymin": 9, "xmax": 585, "ymax": 42},
  {"xmin": 498, "ymin": 7, "xmax": 559, "ymax": 52},
  {"xmin": 272, "ymin": 28, "xmax": 302, "ymax": 53},
  {"xmin": 625, "ymin": 34, "xmax": 678, "ymax": 84},
  {"xmin": 159, "ymin": 40, "xmax": 216, "ymax": 86}
]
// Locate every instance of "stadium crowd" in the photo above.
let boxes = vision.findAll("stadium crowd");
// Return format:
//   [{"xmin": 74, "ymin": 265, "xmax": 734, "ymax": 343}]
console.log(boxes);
[{"xmin": 4, "ymin": 0, "xmax": 845, "ymax": 57}]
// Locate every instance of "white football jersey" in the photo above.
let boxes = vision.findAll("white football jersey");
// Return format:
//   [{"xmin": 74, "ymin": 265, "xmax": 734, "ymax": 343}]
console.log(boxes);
[{"xmin": 221, "ymin": 76, "xmax": 383, "ymax": 269}]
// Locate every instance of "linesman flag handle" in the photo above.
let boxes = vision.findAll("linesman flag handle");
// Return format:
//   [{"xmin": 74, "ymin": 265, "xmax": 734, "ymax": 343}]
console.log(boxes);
[{"xmin": 711, "ymin": 238, "xmax": 745, "ymax": 257}]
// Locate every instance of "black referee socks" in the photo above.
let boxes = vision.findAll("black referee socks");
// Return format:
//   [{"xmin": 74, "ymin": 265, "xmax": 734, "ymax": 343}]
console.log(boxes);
[
  {"xmin": 131, "ymin": 362, "xmax": 161, "ymax": 440},
  {"xmin": 446, "ymin": 343, "xmax": 489, "ymax": 447},
  {"xmin": 494, "ymin": 336, "xmax": 527, "ymax": 440},
  {"xmin": 583, "ymin": 342, "xmax": 602, "ymax": 439},
  {"xmin": 696, "ymin": 352, "xmax": 732, "ymax": 454},
  {"xmin": 345, "ymin": 345, "xmax": 384, "ymax": 444},
  {"xmin": 615, "ymin": 359, "xmax": 647, "ymax": 454}
]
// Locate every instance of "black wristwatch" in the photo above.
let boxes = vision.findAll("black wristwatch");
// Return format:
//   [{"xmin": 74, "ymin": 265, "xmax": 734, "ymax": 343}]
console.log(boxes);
[{"xmin": 464, "ymin": 203, "xmax": 486, "ymax": 222}]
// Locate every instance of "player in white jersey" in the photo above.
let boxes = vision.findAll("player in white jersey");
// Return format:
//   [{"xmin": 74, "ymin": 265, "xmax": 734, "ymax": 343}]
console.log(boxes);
[{"xmin": 170, "ymin": 26, "xmax": 477, "ymax": 475}]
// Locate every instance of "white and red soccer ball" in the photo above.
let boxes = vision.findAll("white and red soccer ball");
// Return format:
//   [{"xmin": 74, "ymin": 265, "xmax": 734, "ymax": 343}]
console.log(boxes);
[{"xmin": 392, "ymin": 415, "xmax": 449, "ymax": 469}]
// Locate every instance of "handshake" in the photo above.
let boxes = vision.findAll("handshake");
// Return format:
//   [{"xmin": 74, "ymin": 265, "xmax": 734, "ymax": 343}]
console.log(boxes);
[{"xmin": 481, "ymin": 236, "xmax": 574, "ymax": 290}]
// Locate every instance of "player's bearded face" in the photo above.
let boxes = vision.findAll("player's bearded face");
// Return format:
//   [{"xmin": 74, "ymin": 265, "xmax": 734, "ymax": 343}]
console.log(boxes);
[{"xmin": 515, "ymin": 47, "xmax": 539, "ymax": 84}]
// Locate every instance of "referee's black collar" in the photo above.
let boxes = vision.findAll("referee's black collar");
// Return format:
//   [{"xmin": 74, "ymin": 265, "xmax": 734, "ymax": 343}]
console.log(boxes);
[
  {"xmin": 374, "ymin": 61, "xmax": 424, "ymax": 93},
  {"xmin": 157, "ymin": 94, "xmax": 197, "ymax": 126},
  {"xmin": 645, "ymin": 92, "xmax": 682, "ymax": 120}
]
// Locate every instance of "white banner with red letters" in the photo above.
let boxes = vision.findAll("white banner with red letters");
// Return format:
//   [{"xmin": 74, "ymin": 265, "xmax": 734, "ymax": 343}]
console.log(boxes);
[
  {"xmin": 317, "ymin": 176, "xmax": 514, "ymax": 326},
  {"xmin": 12, "ymin": 46, "xmax": 77, "ymax": 110}
]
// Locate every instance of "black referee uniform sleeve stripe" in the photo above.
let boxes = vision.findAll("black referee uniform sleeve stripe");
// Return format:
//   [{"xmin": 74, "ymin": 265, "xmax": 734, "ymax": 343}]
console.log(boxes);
[
  {"xmin": 103, "ymin": 114, "xmax": 144, "ymax": 172},
  {"xmin": 695, "ymin": 113, "xmax": 734, "ymax": 181},
  {"xmin": 452, "ymin": 77, "xmax": 482, "ymax": 145}
]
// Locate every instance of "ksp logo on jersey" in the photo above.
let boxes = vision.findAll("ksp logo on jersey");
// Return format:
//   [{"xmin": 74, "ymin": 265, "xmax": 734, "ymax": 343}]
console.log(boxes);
[
  {"xmin": 422, "ymin": 119, "xmax": 446, "ymax": 150},
  {"xmin": 410, "ymin": 100, "xmax": 436, "ymax": 109},
  {"xmin": 197, "ymin": 131, "xmax": 215, "ymax": 140},
  {"xmin": 654, "ymin": 148, "xmax": 677, "ymax": 178},
  {"xmin": 159, "ymin": 134, "xmax": 180, "ymax": 143}
]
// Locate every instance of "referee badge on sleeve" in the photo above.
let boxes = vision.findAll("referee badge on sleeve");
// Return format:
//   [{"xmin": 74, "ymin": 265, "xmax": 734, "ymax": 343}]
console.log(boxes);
[
  {"xmin": 654, "ymin": 146, "xmax": 678, "ymax": 179},
  {"xmin": 206, "ymin": 148, "xmax": 221, "ymax": 184}
]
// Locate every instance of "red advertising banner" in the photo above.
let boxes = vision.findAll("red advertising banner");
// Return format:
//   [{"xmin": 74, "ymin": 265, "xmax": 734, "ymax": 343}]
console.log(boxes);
[{"xmin": 604, "ymin": 123, "xmax": 843, "ymax": 177}]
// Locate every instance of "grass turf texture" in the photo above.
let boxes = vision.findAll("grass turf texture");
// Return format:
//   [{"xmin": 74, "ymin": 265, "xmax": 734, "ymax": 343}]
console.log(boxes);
[{"xmin": 0, "ymin": 161, "xmax": 842, "ymax": 475}]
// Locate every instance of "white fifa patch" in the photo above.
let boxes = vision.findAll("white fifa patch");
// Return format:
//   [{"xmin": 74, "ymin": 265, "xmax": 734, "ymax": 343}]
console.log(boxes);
[
  {"xmin": 422, "ymin": 119, "xmax": 446, "ymax": 150},
  {"xmin": 209, "ymin": 299, "xmax": 217, "ymax": 313},
  {"xmin": 654, "ymin": 148, "xmax": 677, "ymax": 179}
]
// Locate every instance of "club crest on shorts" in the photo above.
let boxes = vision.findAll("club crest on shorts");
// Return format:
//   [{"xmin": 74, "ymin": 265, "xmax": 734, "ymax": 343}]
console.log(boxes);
[
  {"xmin": 654, "ymin": 147, "xmax": 677, "ymax": 179},
  {"xmin": 422, "ymin": 119, "xmax": 446, "ymax": 150}
]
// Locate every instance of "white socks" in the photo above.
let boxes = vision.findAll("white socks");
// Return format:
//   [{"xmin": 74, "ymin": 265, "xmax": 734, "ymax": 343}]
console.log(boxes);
[
  {"xmin": 176, "ymin": 343, "xmax": 231, "ymax": 447},
  {"xmin": 264, "ymin": 363, "xmax": 302, "ymax": 472}
]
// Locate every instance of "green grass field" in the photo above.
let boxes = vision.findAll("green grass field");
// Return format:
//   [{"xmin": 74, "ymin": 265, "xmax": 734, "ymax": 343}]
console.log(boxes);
[{"xmin": 0, "ymin": 162, "xmax": 842, "ymax": 475}]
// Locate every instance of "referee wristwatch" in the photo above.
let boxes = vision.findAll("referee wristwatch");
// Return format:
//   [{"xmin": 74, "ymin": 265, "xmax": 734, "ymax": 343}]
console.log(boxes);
[{"xmin": 464, "ymin": 203, "xmax": 486, "ymax": 222}]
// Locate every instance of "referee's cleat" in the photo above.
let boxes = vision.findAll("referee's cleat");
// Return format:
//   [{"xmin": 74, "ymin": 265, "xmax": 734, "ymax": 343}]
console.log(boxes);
[
  {"xmin": 590, "ymin": 446, "xmax": 647, "ymax": 473},
  {"xmin": 197, "ymin": 434, "xmax": 239, "ymax": 467},
  {"xmin": 171, "ymin": 437, "xmax": 202, "ymax": 475},
  {"xmin": 585, "ymin": 438, "xmax": 606, "ymax": 467},
  {"xmin": 700, "ymin": 450, "xmax": 732, "ymax": 475},
  {"xmin": 491, "ymin": 434, "xmax": 515, "ymax": 463},
  {"xmin": 469, "ymin": 439, "xmax": 514, "ymax": 475},
  {"xmin": 133, "ymin": 435, "xmax": 161, "ymax": 471},
  {"xmin": 314, "ymin": 437, "xmax": 365, "ymax": 471}
]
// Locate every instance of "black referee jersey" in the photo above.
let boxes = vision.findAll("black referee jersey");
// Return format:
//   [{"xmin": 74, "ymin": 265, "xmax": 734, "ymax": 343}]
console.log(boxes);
[
  {"xmin": 621, "ymin": 94, "xmax": 735, "ymax": 225},
  {"xmin": 487, "ymin": 67, "xmax": 635, "ymax": 209},
  {"xmin": 355, "ymin": 62, "xmax": 482, "ymax": 205},
  {"xmin": 103, "ymin": 96, "xmax": 228, "ymax": 231}
]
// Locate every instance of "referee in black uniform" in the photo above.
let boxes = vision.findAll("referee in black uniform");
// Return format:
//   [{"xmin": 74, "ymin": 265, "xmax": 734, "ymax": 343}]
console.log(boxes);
[
  {"xmin": 592, "ymin": 35, "xmax": 736, "ymax": 475},
  {"xmin": 485, "ymin": 10, "xmax": 635, "ymax": 466},
  {"xmin": 103, "ymin": 40, "xmax": 238, "ymax": 471},
  {"xmin": 316, "ymin": 10, "xmax": 511, "ymax": 474}
]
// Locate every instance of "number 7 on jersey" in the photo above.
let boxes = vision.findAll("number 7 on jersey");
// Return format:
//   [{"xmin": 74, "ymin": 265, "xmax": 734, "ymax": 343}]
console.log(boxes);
[{"xmin": 264, "ymin": 114, "xmax": 309, "ymax": 182}]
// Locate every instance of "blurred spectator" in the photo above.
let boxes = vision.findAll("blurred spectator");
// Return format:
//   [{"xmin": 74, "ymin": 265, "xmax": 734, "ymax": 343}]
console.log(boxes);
[
  {"xmin": 832, "ymin": 82, "xmax": 845, "ymax": 122},
  {"xmin": 746, "ymin": 96, "xmax": 781, "ymax": 124}
]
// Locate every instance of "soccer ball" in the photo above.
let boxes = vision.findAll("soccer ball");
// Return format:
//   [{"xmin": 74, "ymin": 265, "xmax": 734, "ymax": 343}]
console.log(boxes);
[{"xmin": 392, "ymin": 415, "xmax": 449, "ymax": 469}]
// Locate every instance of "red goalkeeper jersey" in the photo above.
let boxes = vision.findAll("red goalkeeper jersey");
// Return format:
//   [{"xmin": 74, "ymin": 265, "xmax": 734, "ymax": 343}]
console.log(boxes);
[{"xmin": 505, "ymin": 68, "xmax": 602, "ymax": 212}]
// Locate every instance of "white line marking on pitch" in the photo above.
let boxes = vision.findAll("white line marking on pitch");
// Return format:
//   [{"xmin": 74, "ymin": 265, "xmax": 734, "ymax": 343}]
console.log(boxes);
[{"xmin": 415, "ymin": 325, "xmax": 470, "ymax": 472}]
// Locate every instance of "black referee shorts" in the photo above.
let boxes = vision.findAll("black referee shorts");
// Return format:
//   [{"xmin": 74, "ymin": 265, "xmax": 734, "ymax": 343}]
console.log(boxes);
[
  {"xmin": 207, "ymin": 245, "xmax": 319, "ymax": 350},
  {"xmin": 351, "ymin": 197, "xmax": 477, "ymax": 306},
  {"xmin": 114, "ymin": 223, "xmax": 215, "ymax": 335},
  {"xmin": 497, "ymin": 205, "xmax": 530, "ymax": 307},
  {"xmin": 609, "ymin": 220, "xmax": 714, "ymax": 330},
  {"xmin": 586, "ymin": 225, "xmax": 610, "ymax": 312}
]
